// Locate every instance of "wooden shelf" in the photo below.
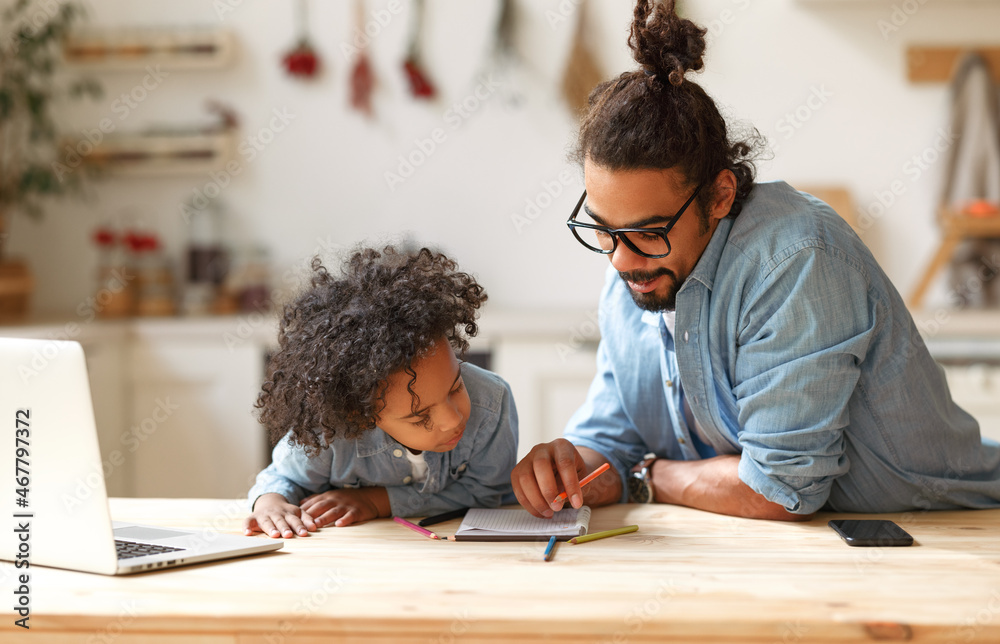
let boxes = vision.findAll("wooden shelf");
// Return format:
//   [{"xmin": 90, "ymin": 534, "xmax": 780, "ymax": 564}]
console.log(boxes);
[
  {"xmin": 70, "ymin": 130, "xmax": 237, "ymax": 176},
  {"xmin": 907, "ymin": 45, "xmax": 1000, "ymax": 83},
  {"xmin": 63, "ymin": 27, "xmax": 235, "ymax": 70}
]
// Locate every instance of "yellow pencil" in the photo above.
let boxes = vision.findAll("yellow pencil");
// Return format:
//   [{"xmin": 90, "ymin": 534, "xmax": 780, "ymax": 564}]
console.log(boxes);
[{"xmin": 569, "ymin": 525, "xmax": 638, "ymax": 545}]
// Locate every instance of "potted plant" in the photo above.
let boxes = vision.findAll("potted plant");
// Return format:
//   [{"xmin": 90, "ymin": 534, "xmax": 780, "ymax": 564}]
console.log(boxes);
[{"xmin": 0, "ymin": 0, "xmax": 100, "ymax": 320}]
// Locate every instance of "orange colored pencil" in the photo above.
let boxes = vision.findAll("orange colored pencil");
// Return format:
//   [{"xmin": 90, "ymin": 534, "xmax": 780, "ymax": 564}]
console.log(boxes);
[{"xmin": 552, "ymin": 462, "xmax": 611, "ymax": 505}]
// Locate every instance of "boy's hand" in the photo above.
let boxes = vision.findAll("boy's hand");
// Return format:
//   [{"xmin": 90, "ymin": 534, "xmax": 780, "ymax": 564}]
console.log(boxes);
[
  {"xmin": 244, "ymin": 493, "xmax": 317, "ymax": 538},
  {"xmin": 299, "ymin": 487, "xmax": 390, "ymax": 527}
]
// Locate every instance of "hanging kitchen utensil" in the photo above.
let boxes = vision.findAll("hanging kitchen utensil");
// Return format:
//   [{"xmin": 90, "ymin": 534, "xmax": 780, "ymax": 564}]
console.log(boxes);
[
  {"xmin": 350, "ymin": 0, "xmax": 375, "ymax": 115},
  {"xmin": 561, "ymin": 0, "xmax": 603, "ymax": 116},
  {"xmin": 489, "ymin": 0, "xmax": 522, "ymax": 107},
  {"xmin": 402, "ymin": 0, "xmax": 436, "ymax": 99},
  {"xmin": 282, "ymin": 0, "xmax": 321, "ymax": 79},
  {"xmin": 496, "ymin": 0, "xmax": 514, "ymax": 59}
]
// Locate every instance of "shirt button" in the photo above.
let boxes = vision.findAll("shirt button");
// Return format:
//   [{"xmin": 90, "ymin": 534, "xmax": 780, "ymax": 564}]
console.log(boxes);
[
  {"xmin": 678, "ymin": 437, "xmax": 687, "ymax": 445},
  {"xmin": 683, "ymin": 331, "xmax": 689, "ymax": 342},
  {"xmin": 665, "ymin": 379, "xmax": 673, "ymax": 388},
  {"xmin": 393, "ymin": 449, "xmax": 403, "ymax": 458},
  {"xmin": 403, "ymin": 476, "xmax": 412, "ymax": 484}
]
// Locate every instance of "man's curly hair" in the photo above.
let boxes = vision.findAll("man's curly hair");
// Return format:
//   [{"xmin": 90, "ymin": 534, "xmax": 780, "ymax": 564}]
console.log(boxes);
[{"xmin": 255, "ymin": 245, "xmax": 487, "ymax": 456}]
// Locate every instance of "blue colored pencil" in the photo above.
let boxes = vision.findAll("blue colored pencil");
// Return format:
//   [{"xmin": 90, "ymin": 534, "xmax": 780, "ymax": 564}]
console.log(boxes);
[{"xmin": 543, "ymin": 535, "xmax": 557, "ymax": 562}]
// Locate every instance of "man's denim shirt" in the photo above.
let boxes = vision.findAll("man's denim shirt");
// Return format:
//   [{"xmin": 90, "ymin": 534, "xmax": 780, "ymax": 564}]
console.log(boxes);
[
  {"xmin": 566, "ymin": 181, "xmax": 1000, "ymax": 515},
  {"xmin": 248, "ymin": 363, "xmax": 518, "ymax": 518}
]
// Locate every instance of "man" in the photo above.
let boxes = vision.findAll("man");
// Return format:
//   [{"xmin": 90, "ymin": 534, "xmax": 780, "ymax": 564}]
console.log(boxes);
[{"xmin": 511, "ymin": 0, "xmax": 1000, "ymax": 521}]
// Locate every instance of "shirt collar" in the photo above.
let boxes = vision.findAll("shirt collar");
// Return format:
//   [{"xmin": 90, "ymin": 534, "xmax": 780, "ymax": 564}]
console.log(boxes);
[
  {"xmin": 354, "ymin": 428, "xmax": 394, "ymax": 458},
  {"xmin": 353, "ymin": 427, "xmax": 445, "ymax": 465},
  {"xmin": 636, "ymin": 214, "xmax": 735, "ymax": 328},
  {"xmin": 681, "ymin": 215, "xmax": 734, "ymax": 294}
]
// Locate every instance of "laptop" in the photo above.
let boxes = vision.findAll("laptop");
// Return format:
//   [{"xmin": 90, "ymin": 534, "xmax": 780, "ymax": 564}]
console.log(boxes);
[{"xmin": 0, "ymin": 337, "xmax": 282, "ymax": 575}]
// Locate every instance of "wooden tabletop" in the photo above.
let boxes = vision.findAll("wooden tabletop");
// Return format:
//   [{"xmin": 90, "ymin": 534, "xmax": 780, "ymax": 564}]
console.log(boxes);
[{"xmin": 3, "ymin": 498, "xmax": 1000, "ymax": 643}]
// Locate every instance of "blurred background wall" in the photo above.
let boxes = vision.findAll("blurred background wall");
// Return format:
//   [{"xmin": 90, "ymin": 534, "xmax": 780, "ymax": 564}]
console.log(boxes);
[{"xmin": 10, "ymin": 0, "xmax": 1000, "ymax": 315}]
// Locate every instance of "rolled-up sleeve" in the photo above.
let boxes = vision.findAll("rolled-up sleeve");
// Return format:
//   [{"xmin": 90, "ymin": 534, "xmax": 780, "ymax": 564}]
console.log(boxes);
[{"xmin": 734, "ymin": 243, "xmax": 875, "ymax": 514}]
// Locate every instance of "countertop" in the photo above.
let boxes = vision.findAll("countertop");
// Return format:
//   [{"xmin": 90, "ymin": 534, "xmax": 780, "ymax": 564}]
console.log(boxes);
[
  {"xmin": 3, "ymin": 499, "xmax": 1000, "ymax": 642},
  {"xmin": 1, "ymin": 307, "xmax": 998, "ymax": 355}
]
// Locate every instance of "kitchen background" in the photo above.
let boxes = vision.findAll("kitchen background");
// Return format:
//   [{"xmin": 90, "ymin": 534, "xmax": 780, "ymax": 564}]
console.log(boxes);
[{"xmin": 2, "ymin": 0, "xmax": 1000, "ymax": 499}]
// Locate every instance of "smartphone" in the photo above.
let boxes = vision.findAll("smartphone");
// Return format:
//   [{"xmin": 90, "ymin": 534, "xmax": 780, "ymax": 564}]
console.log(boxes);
[{"xmin": 828, "ymin": 519, "xmax": 913, "ymax": 547}]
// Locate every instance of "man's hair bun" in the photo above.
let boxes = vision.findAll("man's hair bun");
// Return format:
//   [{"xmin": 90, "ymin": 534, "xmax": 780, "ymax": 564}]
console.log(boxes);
[
  {"xmin": 575, "ymin": 0, "xmax": 762, "ymax": 222},
  {"xmin": 629, "ymin": 0, "xmax": 707, "ymax": 86}
]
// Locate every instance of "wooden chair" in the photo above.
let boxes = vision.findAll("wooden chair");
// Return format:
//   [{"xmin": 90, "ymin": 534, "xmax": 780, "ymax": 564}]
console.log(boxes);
[
  {"xmin": 908, "ymin": 208, "xmax": 1000, "ymax": 309},
  {"xmin": 796, "ymin": 185, "xmax": 857, "ymax": 229}
]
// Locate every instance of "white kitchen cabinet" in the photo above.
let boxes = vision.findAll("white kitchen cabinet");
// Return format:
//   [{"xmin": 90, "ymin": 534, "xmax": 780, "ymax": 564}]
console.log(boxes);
[
  {"xmin": 923, "ymin": 328, "xmax": 1000, "ymax": 443},
  {"xmin": 127, "ymin": 336, "xmax": 267, "ymax": 498},
  {"xmin": 491, "ymin": 338, "xmax": 598, "ymax": 461},
  {"xmin": 941, "ymin": 364, "xmax": 1000, "ymax": 443}
]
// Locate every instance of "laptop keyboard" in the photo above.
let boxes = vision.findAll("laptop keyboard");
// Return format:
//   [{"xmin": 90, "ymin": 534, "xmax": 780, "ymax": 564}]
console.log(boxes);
[{"xmin": 115, "ymin": 539, "xmax": 187, "ymax": 560}]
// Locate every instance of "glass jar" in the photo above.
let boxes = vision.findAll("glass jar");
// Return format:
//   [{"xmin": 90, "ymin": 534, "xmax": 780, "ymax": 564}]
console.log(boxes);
[
  {"xmin": 128, "ymin": 230, "xmax": 176, "ymax": 317},
  {"xmin": 92, "ymin": 224, "xmax": 134, "ymax": 318}
]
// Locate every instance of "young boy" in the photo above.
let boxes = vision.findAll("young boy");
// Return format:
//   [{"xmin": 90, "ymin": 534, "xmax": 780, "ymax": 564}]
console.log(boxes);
[{"xmin": 244, "ymin": 246, "xmax": 518, "ymax": 538}]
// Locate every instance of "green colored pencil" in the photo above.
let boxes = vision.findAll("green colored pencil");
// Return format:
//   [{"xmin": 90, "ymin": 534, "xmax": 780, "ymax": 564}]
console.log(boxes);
[{"xmin": 569, "ymin": 525, "xmax": 639, "ymax": 545}]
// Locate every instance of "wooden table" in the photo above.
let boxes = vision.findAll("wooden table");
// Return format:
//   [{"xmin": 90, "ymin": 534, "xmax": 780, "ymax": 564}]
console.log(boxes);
[{"xmin": 3, "ymin": 499, "xmax": 1000, "ymax": 643}]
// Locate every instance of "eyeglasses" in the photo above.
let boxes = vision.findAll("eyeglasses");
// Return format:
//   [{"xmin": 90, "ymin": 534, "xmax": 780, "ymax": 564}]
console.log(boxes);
[{"xmin": 566, "ymin": 184, "xmax": 702, "ymax": 259}]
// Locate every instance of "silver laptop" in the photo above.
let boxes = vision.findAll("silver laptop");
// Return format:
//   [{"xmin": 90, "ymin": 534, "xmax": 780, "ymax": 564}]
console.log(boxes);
[{"xmin": 0, "ymin": 337, "xmax": 282, "ymax": 575}]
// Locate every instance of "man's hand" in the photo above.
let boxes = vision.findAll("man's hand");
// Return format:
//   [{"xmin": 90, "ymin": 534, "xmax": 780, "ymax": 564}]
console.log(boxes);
[
  {"xmin": 511, "ymin": 439, "xmax": 621, "ymax": 518},
  {"xmin": 243, "ymin": 493, "xmax": 316, "ymax": 538},
  {"xmin": 299, "ymin": 487, "xmax": 390, "ymax": 527}
]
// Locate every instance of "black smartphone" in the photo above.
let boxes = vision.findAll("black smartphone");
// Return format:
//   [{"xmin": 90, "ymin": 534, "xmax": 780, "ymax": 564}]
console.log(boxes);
[{"xmin": 828, "ymin": 519, "xmax": 914, "ymax": 547}]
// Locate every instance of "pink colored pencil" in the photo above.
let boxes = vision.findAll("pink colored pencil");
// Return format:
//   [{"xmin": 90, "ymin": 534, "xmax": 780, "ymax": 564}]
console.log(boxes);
[
  {"xmin": 552, "ymin": 462, "xmax": 611, "ymax": 504},
  {"xmin": 393, "ymin": 516, "xmax": 440, "ymax": 540}
]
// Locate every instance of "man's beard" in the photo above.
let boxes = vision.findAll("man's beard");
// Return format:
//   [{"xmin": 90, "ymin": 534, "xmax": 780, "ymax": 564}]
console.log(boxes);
[{"xmin": 618, "ymin": 269, "xmax": 680, "ymax": 312}]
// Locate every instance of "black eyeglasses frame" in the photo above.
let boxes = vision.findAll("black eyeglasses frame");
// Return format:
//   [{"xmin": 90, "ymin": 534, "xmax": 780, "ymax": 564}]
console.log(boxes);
[{"xmin": 566, "ymin": 184, "xmax": 703, "ymax": 259}]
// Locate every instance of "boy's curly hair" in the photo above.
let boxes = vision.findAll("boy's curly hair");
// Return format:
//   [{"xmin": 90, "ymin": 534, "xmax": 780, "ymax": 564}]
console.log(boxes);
[{"xmin": 255, "ymin": 246, "xmax": 487, "ymax": 456}]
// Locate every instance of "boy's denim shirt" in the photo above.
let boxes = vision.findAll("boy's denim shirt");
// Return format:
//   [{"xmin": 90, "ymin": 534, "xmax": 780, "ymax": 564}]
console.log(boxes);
[
  {"xmin": 566, "ymin": 181, "xmax": 1000, "ymax": 515},
  {"xmin": 248, "ymin": 362, "xmax": 518, "ymax": 517}
]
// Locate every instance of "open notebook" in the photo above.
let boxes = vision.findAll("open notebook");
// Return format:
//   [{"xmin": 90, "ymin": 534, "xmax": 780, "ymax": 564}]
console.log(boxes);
[{"xmin": 452, "ymin": 506, "xmax": 592, "ymax": 542}]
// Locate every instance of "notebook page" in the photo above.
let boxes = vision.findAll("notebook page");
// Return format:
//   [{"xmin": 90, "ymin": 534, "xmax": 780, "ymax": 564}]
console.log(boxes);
[{"xmin": 458, "ymin": 507, "xmax": 591, "ymax": 536}]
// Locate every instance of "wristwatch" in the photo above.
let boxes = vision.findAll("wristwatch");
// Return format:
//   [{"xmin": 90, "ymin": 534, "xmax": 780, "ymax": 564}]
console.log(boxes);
[{"xmin": 627, "ymin": 453, "xmax": 658, "ymax": 504}]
